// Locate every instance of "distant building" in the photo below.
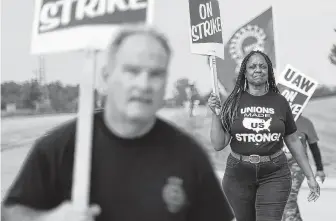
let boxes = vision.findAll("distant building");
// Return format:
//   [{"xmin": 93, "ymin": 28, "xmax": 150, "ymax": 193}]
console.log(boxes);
[
  {"xmin": 5, "ymin": 103, "xmax": 16, "ymax": 112},
  {"xmin": 35, "ymin": 99, "xmax": 53, "ymax": 113}
]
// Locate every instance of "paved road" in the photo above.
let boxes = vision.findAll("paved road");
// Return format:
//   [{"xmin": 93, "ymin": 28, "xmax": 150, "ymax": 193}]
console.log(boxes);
[
  {"xmin": 298, "ymin": 188, "xmax": 336, "ymax": 220},
  {"xmin": 1, "ymin": 114, "xmax": 76, "ymax": 151},
  {"xmin": 1, "ymin": 114, "xmax": 76, "ymax": 197},
  {"xmin": 1, "ymin": 113, "xmax": 336, "ymax": 220}
]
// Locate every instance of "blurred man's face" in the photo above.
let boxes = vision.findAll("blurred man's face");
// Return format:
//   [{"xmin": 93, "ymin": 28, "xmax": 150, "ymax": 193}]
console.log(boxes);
[{"xmin": 104, "ymin": 34, "xmax": 170, "ymax": 122}]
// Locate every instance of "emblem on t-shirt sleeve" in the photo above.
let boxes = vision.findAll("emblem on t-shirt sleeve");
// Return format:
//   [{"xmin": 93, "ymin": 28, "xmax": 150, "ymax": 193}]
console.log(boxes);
[{"xmin": 162, "ymin": 176, "xmax": 187, "ymax": 213}]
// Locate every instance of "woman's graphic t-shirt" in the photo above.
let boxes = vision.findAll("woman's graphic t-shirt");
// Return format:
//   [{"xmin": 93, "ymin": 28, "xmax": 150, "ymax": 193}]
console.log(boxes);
[{"xmin": 229, "ymin": 91, "xmax": 297, "ymax": 156}]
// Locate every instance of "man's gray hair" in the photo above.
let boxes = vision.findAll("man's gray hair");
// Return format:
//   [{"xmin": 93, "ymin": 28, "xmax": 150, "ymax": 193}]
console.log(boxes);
[{"xmin": 106, "ymin": 25, "xmax": 172, "ymax": 64}]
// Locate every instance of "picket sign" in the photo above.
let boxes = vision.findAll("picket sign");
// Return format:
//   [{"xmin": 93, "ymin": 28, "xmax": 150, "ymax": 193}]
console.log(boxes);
[
  {"xmin": 188, "ymin": 0, "xmax": 225, "ymax": 115},
  {"xmin": 31, "ymin": 0, "xmax": 155, "ymax": 209},
  {"xmin": 277, "ymin": 64, "xmax": 319, "ymax": 121}
]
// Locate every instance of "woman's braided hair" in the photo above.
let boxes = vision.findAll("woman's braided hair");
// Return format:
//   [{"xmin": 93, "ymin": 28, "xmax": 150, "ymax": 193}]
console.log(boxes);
[{"xmin": 219, "ymin": 50, "xmax": 280, "ymax": 132}]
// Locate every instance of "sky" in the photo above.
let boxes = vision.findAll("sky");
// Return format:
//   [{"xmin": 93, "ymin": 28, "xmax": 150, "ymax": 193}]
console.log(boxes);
[{"xmin": 1, "ymin": 0, "xmax": 336, "ymax": 98}]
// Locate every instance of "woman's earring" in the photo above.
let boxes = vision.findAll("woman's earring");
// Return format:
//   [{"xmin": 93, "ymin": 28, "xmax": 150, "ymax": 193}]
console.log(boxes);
[{"xmin": 265, "ymin": 81, "xmax": 269, "ymax": 91}]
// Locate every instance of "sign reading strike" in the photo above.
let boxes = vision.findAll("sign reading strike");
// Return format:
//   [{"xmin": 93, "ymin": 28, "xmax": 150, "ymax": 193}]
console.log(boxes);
[
  {"xmin": 277, "ymin": 64, "xmax": 318, "ymax": 121},
  {"xmin": 188, "ymin": 0, "xmax": 224, "ymax": 59},
  {"xmin": 31, "ymin": 0, "xmax": 152, "ymax": 54}
]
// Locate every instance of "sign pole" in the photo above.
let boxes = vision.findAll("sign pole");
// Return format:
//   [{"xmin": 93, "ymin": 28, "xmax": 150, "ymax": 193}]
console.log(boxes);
[
  {"xmin": 272, "ymin": 5, "xmax": 281, "ymax": 78},
  {"xmin": 71, "ymin": 49, "xmax": 98, "ymax": 209},
  {"xmin": 209, "ymin": 55, "xmax": 221, "ymax": 115}
]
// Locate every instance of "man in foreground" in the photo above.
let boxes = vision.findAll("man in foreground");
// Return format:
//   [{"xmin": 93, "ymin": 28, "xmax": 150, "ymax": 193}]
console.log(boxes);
[{"xmin": 2, "ymin": 25, "xmax": 234, "ymax": 221}]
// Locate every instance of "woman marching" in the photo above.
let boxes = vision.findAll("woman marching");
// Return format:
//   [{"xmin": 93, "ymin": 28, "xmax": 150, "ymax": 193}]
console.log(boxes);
[{"xmin": 207, "ymin": 50, "xmax": 320, "ymax": 221}]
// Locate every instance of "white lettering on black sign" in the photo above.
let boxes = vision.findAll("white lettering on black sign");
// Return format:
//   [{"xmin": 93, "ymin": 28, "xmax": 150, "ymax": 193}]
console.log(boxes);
[
  {"xmin": 281, "ymin": 89, "xmax": 298, "ymax": 103},
  {"xmin": 191, "ymin": 1, "xmax": 222, "ymax": 42},
  {"xmin": 38, "ymin": 0, "xmax": 147, "ymax": 33},
  {"xmin": 281, "ymin": 89, "xmax": 304, "ymax": 115}
]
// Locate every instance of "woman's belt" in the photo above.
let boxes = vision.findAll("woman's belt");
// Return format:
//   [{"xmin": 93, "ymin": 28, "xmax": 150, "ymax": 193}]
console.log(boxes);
[{"xmin": 230, "ymin": 149, "xmax": 284, "ymax": 164}]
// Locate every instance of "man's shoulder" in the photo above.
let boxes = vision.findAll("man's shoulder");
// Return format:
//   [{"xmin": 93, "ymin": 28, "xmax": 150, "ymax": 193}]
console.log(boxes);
[
  {"xmin": 156, "ymin": 117, "xmax": 207, "ymax": 155},
  {"xmin": 298, "ymin": 115, "xmax": 313, "ymax": 124},
  {"xmin": 34, "ymin": 117, "xmax": 77, "ymax": 152},
  {"xmin": 35, "ymin": 110, "xmax": 103, "ymax": 151},
  {"xmin": 297, "ymin": 116, "xmax": 315, "ymax": 131},
  {"xmin": 157, "ymin": 118, "xmax": 198, "ymax": 141}
]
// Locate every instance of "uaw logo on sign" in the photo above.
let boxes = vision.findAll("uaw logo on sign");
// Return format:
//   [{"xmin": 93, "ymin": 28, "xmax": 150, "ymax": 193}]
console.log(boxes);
[
  {"xmin": 31, "ymin": 0, "xmax": 152, "ymax": 54},
  {"xmin": 228, "ymin": 25, "xmax": 266, "ymax": 74},
  {"xmin": 188, "ymin": 0, "xmax": 224, "ymax": 59},
  {"xmin": 277, "ymin": 64, "xmax": 318, "ymax": 121}
]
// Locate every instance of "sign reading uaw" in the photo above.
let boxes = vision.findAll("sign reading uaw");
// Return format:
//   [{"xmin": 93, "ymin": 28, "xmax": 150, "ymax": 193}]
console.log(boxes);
[
  {"xmin": 277, "ymin": 64, "xmax": 318, "ymax": 121},
  {"xmin": 31, "ymin": 0, "xmax": 152, "ymax": 54},
  {"xmin": 188, "ymin": 0, "xmax": 224, "ymax": 59}
]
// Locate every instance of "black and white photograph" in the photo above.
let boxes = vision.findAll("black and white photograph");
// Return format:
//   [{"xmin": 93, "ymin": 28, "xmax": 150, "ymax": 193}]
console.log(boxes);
[{"xmin": 1, "ymin": 0, "xmax": 336, "ymax": 220}]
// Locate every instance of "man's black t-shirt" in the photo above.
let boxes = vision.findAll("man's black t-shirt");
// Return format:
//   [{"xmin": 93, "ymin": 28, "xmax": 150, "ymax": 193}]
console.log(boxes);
[
  {"xmin": 3, "ymin": 111, "xmax": 234, "ymax": 221},
  {"xmin": 229, "ymin": 91, "xmax": 297, "ymax": 156}
]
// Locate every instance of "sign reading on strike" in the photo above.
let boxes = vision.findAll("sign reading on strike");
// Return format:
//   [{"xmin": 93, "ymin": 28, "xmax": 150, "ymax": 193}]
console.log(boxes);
[
  {"xmin": 31, "ymin": 0, "xmax": 152, "ymax": 54},
  {"xmin": 188, "ymin": 0, "xmax": 224, "ymax": 59},
  {"xmin": 277, "ymin": 64, "xmax": 318, "ymax": 121}
]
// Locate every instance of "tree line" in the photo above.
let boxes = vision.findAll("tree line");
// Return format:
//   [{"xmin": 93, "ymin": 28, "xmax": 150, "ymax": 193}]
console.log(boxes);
[
  {"xmin": 1, "ymin": 80, "xmax": 81, "ymax": 113},
  {"xmin": 1, "ymin": 78, "xmax": 206, "ymax": 113},
  {"xmin": 2, "ymin": 75, "xmax": 336, "ymax": 115}
]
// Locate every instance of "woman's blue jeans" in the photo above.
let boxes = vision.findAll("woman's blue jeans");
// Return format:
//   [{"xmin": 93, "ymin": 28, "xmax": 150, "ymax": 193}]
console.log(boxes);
[{"xmin": 222, "ymin": 152, "xmax": 292, "ymax": 221}]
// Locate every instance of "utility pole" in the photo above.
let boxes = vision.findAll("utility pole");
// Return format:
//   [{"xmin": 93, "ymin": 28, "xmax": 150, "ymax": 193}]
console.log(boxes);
[
  {"xmin": 38, "ymin": 56, "xmax": 47, "ymax": 100},
  {"xmin": 34, "ymin": 56, "xmax": 51, "ymax": 111},
  {"xmin": 38, "ymin": 56, "xmax": 51, "ymax": 102}
]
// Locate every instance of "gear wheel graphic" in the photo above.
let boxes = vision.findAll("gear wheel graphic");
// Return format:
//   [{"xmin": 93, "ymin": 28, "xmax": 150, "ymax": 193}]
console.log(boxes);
[{"xmin": 229, "ymin": 25, "xmax": 267, "ymax": 73}]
